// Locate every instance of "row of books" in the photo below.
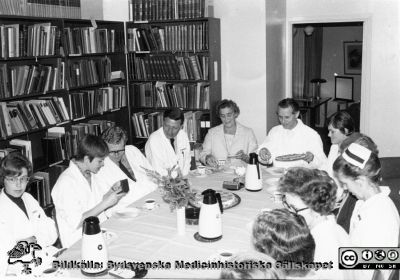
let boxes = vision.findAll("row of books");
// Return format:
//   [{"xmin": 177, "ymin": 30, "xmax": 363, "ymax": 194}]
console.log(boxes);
[
  {"xmin": 131, "ymin": 0, "xmax": 213, "ymax": 22},
  {"xmin": 0, "ymin": 61, "xmax": 65, "ymax": 98},
  {"xmin": 131, "ymin": 110, "xmax": 208, "ymax": 142},
  {"xmin": 69, "ymin": 85, "xmax": 127, "ymax": 120},
  {"xmin": 67, "ymin": 56, "xmax": 112, "ymax": 88},
  {"xmin": 43, "ymin": 120, "xmax": 115, "ymax": 165},
  {"xmin": 0, "ymin": 0, "xmax": 81, "ymax": 19},
  {"xmin": 63, "ymin": 27, "xmax": 122, "ymax": 55},
  {"xmin": 131, "ymin": 81, "xmax": 209, "ymax": 109},
  {"xmin": 0, "ymin": 97, "xmax": 70, "ymax": 137},
  {"xmin": 0, "ymin": 22, "xmax": 62, "ymax": 59},
  {"xmin": 128, "ymin": 53, "xmax": 209, "ymax": 80},
  {"xmin": 127, "ymin": 22, "xmax": 208, "ymax": 52}
]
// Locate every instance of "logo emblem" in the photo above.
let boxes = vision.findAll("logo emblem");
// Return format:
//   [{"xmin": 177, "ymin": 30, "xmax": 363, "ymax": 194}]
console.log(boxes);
[
  {"xmin": 387, "ymin": 250, "xmax": 399, "ymax": 261},
  {"xmin": 7, "ymin": 241, "xmax": 42, "ymax": 274},
  {"xmin": 362, "ymin": 250, "xmax": 373, "ymax": 261},
  {"xmin": 374, "ymin": 250, "xmax": 386, "ymax": 261},
  {"xmin": 341, "ymin": 250, "xmax": 358, "ymax": 267}
]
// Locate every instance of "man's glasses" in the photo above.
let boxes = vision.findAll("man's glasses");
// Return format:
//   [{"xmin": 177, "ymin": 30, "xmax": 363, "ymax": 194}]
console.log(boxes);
[
  {"xmin": 281, "ymin": 195, "xmax": 309, "ymax": 214},
  {"xmin": 109, "ymin": 149, "xmax": 125, "ymax": 156},
  {"xmin": 5, "ymin": 176, "xmax": 30, "ymax": 185}
]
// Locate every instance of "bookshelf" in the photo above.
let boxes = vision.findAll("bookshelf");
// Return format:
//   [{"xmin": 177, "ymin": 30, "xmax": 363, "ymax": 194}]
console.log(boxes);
[
  {"xmin": 126, "ymin": 14, "xmax": 221, "ymax": 145},
  {"xmin": 0, "ymin": 15, "xmax": 128, "ymax": 214}
]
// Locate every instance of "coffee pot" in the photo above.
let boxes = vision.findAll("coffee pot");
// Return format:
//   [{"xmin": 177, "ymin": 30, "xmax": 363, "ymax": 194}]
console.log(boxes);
[
  {"xmin": 198, "ymin": 189, "xmax": 223, "ymax": 239},
  {"xmin": 81, "ymin": 216, "xmax": 108, "ymax": 276},
  {"xmin": 245, "ymin": 153, "xmax": 262, "ymax": 191}
]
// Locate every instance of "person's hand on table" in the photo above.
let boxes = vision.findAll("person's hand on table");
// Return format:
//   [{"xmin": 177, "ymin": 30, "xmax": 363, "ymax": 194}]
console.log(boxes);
[
  {"xmin": 205, "ymin": 154, "xmax": 218, "ymax": 168},
  {"xmin": 258, "ymin": 148, "xmax": 272, "ymax": 164},
  {"xmin": 303, "ymin": 151, "xmax": 314, "ymax": 163},
  {"xmin": 233, "ymin": 150, "xmax": 250, "ymax": 163}
]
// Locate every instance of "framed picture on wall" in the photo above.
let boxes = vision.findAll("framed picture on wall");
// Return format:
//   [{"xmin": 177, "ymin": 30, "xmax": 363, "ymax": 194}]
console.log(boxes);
[{"xmin": 343, "ymin": 41, "xmax": 362, "ymax": 75}]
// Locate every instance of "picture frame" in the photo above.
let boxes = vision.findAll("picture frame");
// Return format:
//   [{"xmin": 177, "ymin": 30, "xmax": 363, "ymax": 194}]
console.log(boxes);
[
  {"xmin": 343, "ymin": 41, "xmax": 362, "ymax": 75},
  {"xmin": 334, "ymin": 76, "xmax": 354, "ymax": 101}
]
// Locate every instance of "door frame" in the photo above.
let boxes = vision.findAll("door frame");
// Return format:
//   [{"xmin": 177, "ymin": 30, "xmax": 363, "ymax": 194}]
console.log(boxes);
[{"xmin": 285, "ymin": 15, "xmax": 372, "ymax": 134}]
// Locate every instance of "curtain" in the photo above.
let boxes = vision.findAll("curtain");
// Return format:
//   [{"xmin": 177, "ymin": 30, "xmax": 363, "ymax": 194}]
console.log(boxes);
[
  {"xmin": 292, "ymin": 27, "xmax": 305, "ymax": 98},
  {"xmin": 303, "ymin": 27, "xmax": 323, "ymax": 98}
]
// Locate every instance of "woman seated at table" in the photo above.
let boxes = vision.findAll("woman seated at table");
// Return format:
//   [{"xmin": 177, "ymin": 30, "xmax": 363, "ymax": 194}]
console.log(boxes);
[
  {"xmin": 278, "ymin": 167, "xmax": 351, "ymax": 280},
  {"xmin": 334, "ymin": 133, "xmax": 379, "ymax": 233},
  {"xmin": 199, "ymin": 99, "xmax": 258, "ymax": 168},
  {"xmin": 252, "ymin": 208, "xmax": 315, "ymax": 278},
  {"xmin": 0, "ymin": 153, "xmax": 58, "ymax": 274},
  {"xmin": 323, "ymin": 111, "xmax": 355, "ymax": 177},
  {"xmin": 220, "ymin": 251, "xmax": 284, "ymax": 279},
  {"xmin": 333, "ymin": 143, "xmax": 400, "ymax": 280}
]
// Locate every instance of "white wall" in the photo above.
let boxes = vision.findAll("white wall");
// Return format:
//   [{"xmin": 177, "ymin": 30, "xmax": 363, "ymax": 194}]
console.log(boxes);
[
  {"xmin": 213, "ymin": 0, "xmax": 267, "ymax": 144},
  {"xmin": 287, "ymin": 0, "xmax": 400, "ymax": 157}
]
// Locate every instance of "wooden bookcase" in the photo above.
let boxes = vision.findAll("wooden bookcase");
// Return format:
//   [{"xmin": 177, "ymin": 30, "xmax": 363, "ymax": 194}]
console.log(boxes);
[
  {"xmin": 126, "ymin": 16, "xmax": 221, "ymax": 147},
  {"xmin": 0, "ymin": 15, "xmax": 128, "ymax": 214}
]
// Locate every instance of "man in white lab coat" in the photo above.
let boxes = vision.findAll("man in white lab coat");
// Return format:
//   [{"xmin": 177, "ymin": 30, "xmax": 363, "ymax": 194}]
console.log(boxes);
[
  {"xmin": 258, "ymin": 98, "xmax": 327, "ymax": 169},
  {"xmin": 145, "ymin": 108, "xmax": 191, "ymax": 176},
  {"xmin": 94, "ymin": 126, "xmax": 157, "ymax": 213},
  {"xmin": 51, "ymin": 135, "xmax": 126, "ymax": 248}
]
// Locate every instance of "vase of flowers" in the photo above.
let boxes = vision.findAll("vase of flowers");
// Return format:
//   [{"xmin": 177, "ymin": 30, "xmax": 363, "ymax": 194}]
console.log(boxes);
[{"xmin": 143, "ymin": 165, "xmax": 195, "ymax": 235}]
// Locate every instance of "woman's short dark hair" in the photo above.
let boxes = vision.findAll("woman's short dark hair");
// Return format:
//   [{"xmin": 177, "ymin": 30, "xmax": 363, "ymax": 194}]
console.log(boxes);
[
  {"xmin": 216, "ymin": 99, "xmax": 240, "ymax": 116},
  {"xmin": 333, "ymin": 148, "xmax": 381, "ymax": 184},
  {"xmin": 101, "ymin": 126, "xmax": 128, "ymax": 145},
  {"xmin": 277, "ymin": 98, "xmax": 300, "ymax": 113},
  {"xmin": 163, "ymin": 108, "xmax": 184, "ymax": 124},
  {"xmin": 328, "ymin": 111, "xmax": 355, "ymax": 136},
  {"xmin": 252, "ymin": 208, "xmax": 315, "ymax": 277},
  {"xmin": 0, "ymin": 153, "xmax": 32, "ymax": 187},
  {"xmin": 75, "ymin": 135, "xmax": 109, "ymax": 162},
  {"xmin": 279, "ymin": 167, "xmax": 337, "ymax": 215}
]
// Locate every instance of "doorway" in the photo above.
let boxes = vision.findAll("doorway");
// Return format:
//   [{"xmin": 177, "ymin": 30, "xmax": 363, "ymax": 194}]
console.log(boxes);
[{"xmin": 286, "ymin": 17, "xmax": 371, "ymax": 154}]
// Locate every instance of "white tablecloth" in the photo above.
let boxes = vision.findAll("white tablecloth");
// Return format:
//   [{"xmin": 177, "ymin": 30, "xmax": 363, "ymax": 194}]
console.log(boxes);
[{"xmin": 58, "ymin": 168, "xmax": 282, "ymax": 278}]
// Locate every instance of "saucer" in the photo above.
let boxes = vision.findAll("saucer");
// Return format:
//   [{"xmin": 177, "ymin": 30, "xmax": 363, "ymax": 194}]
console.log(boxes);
[
  {"xmin": 194, "ymin": 232, "xmax": 222, "ymax": 243},
  {"xmin": 114, "ymin": 207, "xmax": 140, "ymax": 219}
]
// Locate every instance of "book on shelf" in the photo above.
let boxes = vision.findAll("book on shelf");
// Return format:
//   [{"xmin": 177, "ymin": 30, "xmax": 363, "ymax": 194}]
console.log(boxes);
[
  {"xmin": 9, "ymin": 138, "xmax": 32, "ymax": 165},
  {"xmin": 26, "ymin": 176, "xmax": 46, "ymax": 208},
  {"xmin": 132, "ymin": 0, "xmax": 214, "ymax": 21},
  {"xmin": 0, "ymin": 0, "xmax": 82, "ymax": 19},
  {"xmin": 0, "ymin": 147, "xmax": 20, "ymax": 160},
  {"xmin": 32, "ymin": 171, "xmax": 51, "ymax": 208}
]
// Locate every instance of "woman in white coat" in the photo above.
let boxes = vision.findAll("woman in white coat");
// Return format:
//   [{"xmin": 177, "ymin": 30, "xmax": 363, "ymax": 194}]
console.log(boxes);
[
  {"xmin": 0, "ymin": 153, "xmax": 58, "ymax": 274},
  {"xmin": 95, "ymin": 126, "xmax": 157, "ymax": 213},
  {"xmin": 200, "ymin": 99, "xmax": 258, "ymax": 167}
]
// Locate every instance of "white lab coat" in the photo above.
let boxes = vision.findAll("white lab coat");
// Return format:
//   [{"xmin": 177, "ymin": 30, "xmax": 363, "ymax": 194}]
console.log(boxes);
[
  {"xmin": 0, "ymin": 220, "xmax": 13, "ymax": 276},
  {"xmin": 0, "ymin": 189, "xmax": 58, "ymax": 248},
  {"xmin": 94, "ymin": 145, "xmax": 157, "ymax": 214},
  {"xmin": 258, "ymin": 119, "xmax": 327, "ymax": 169},
  {"xmin": 51, "ymin": 160, "xmax": 106, "ymax": 248},
  {"xmin": 145, "ymin": 127, "xmax": 191, "ymax": 176}
]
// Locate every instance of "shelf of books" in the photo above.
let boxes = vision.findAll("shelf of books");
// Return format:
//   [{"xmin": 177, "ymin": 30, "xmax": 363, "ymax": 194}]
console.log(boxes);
[
  {"xmin": 126, "ymin": 12, "xmax": 220, "ymax": 144},
  {"xmin": 0, "ymin": 15, "xmax": 127, "ymax": 214}
]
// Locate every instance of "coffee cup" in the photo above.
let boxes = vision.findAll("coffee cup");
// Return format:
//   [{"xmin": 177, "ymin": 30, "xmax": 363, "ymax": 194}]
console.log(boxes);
[
  {"xmin": 273, "ymin": 191, "xmax": 284, "ymax": 203},
  {"xmin": 197, "ymin": 165, "xmax": 206, "ymax": 175},
  {"xmin": 144, "ymin": 199, "xmax": 156, "ymax": 210},
  {"xmin": 217, "ymin": 250, "xmax": 234, "ymax": 261}
]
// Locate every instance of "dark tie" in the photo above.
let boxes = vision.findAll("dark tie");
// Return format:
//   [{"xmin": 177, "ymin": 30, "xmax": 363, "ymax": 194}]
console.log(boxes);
[
  {"xmin": 170, "ymin": 138, "xmax": 175, "ymax": 151},
  {"xmin": 119, "ymin": 161, "xmax": 136, "ymax": 182}
]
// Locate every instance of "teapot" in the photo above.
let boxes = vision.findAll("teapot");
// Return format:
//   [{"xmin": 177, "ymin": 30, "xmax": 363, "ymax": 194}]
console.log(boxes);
[
  {"xmin": 81, "ymin": 216, "xmax": 108, "ymax": 276},
  {"xmin": 245, "ymin": 153, "xmax": 262, "ymax": 191},
  {"xmin": 198, "ymin": 189, "xmax": 223, "ymax": 239}
]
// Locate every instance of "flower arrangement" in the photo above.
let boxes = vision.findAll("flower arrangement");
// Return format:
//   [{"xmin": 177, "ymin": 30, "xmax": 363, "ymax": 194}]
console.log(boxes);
[{"xmin": 142, "ymin": 165, "xmax": 196, "ymax": 211}]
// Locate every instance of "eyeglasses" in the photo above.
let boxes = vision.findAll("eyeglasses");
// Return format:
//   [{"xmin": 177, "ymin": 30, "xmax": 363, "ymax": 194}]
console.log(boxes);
[
  {"xmin": 109, "ymin": 149, "xmax": 125, "ymax": 156},
  {"xmin": 282, "ymin": 195, "xmax": 309, "ymax": 214},
  {"xmin": 5, "ymin": 176, "xmax": 30, "ymax": 185}
]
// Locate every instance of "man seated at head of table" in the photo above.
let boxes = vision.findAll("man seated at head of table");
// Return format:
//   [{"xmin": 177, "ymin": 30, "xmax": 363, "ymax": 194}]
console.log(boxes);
[
  {"xmin": 145, "ymin": 108, "xmax": 191, "ymax": 176},
  {"xmin": 94, "ymin": 126, "xmax": 157, "ymax": 213},
  {"xmin": 199, "ymin": 99, "xmax": 258, "ymax": 168},
  {"xmin": 51, "ymin": 135, "xmax": 127, "ymax": 248},
  {"xmin": 258, "ymin": 98, "xmax": 327, "ymax": 169}
]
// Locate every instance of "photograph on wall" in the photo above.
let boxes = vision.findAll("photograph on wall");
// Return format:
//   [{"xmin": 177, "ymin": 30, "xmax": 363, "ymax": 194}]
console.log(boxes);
[{"xmin": 343, "ymin": 41, "xmax": 362, "ymax": 75}]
